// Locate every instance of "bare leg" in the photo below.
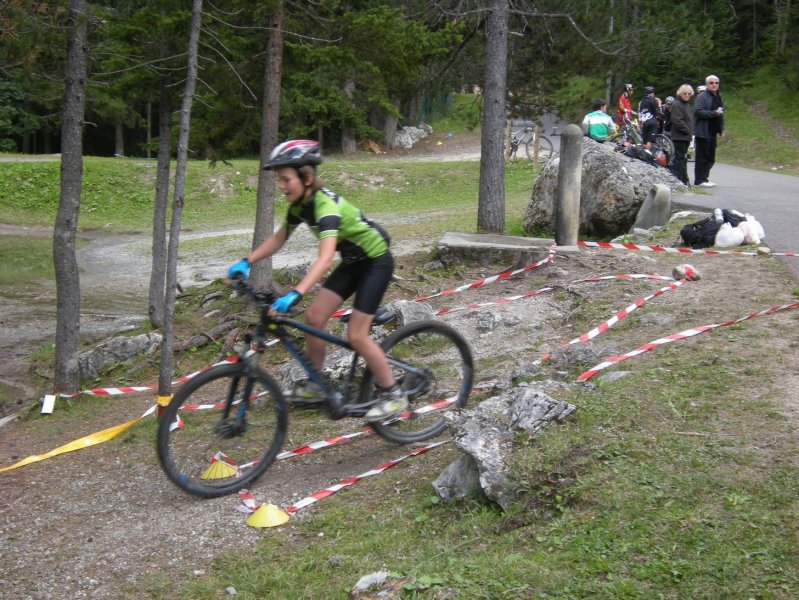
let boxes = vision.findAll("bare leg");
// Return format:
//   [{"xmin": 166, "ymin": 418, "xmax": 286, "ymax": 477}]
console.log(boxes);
[
  {"xmin": 346, "ymin": 309, "xmax": 395, "ymax": 389},
  {"xmin": 303, "ymin": 288, "xmax": 343, "ymax": 371}
]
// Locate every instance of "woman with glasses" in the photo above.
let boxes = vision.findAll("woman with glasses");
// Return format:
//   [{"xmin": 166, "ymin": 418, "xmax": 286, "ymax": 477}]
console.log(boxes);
[{"xmin": 670, "ymin": 85, "xmax": 695, "ymax": 185}]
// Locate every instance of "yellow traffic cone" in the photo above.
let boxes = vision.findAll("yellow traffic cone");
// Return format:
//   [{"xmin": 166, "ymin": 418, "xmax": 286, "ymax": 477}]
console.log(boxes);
[
  {"xmin": 200, "ymin": 460, "xmax": 238, "ymax": 480},
  {"xmin": 246, "ymin": 504, "xmax": 290, "ymax": 528}
]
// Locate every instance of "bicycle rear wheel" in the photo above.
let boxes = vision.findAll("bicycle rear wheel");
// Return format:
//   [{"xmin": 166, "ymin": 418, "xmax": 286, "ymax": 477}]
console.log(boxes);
[
  {"xmin": 157, "ymin": 361, "xmax": 288, "ymax": 498},
  {"xmin": 524, "ymin": 135, "xmax": 555, "ymax": 164},
  {"xmin": 363, "ymin": 320, "xmax": 474, "ymax": 444}
]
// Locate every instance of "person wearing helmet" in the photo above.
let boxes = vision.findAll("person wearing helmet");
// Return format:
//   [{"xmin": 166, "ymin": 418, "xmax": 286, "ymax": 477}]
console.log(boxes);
[
  {"xmin": 226, "ymin": 139, "xmax": 408, "ymax": 421},
  {"xmin": 661, "ymin": 96, "xmax": 675, "ymax": 134},
  {"xmin": 637, "ymin": 85, "xmax": 661, "ymax": 151},
  {"xmin": 615, "ymin": 83, "xmax": 637, "ymax": 126}
]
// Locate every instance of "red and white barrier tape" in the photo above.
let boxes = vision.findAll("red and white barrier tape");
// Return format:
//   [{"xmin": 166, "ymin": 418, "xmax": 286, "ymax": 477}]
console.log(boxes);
[
  {"xmin": 417, "ymin": 245, "xmax": 556, "ymax": 302},
  {"xmin": 578, "ymin": 240, "xmax": 798, "ymax": 257},
  {"xmin": 574, "ymin": 273, "xmax": 675, "ymax": 282},
  {"xmin": 577, "ymin": 301, "xmax": 799, "ymax": 381},
  {"xmin": 282, "ymin": 440, "xmax": 448, "ymax": 514},
  {"xmin": 535, "ymin": 279, "xmax": 687, "ymax": 363},
  {"xmin": 435, "ymin": 287, "xmax": 554, "ymax": 316},
  {"xmin": 57, "ymin": 355, "xmax": 239, "ymax": 399},
  {"xmin": 570, "ymin": 279, "xmax": 687, "ymax": 346},
  {"xmin": 331, "ymin": 245, "xmax": 557, "ymax": 318}
]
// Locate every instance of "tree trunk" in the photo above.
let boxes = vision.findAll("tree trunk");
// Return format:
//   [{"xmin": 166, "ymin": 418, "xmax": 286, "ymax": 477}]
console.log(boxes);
[
  {"xmin": 158, "ymin": 0, "xmax": 202, "ymax": 397},
  {"xmin": 148, "ymin": 74, "xmax": 172, "ymax": 329},
  {"xmin": 114, "ymin": 120, "xmax": 124, "ymax": 156},
  {"xmin": 145, "ymin": 101, "xmax": 152, "ymax": 159},
  {"xmin": 251, "ymin": 3, "xmax": 284, "ymax": 289},
  {"xmin": 341, "ymin": 79, "xmax": 357, "ymax": 154},
  {"xmin": 383, "ymin": 98, "xmax": 399, "ymax": 148},
  {"xmin": 53, "ymin": 0, "xmax": 88, "ymax": 394},
  {"xmin": 477, "ymin": 0, "xmax": 508, "ymax": 233}
]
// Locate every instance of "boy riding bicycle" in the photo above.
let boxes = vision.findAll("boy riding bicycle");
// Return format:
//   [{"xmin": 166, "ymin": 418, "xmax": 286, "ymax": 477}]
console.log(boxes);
[{"xmin": 226, "ymin": 139, "xmax": 408, "ymax": 422}]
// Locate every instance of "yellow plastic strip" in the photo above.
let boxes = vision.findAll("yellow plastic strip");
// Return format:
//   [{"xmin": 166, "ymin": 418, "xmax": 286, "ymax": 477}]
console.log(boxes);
[{"xmin": 0, "ymin": 416, "xmax": 143, "ymax": 474}]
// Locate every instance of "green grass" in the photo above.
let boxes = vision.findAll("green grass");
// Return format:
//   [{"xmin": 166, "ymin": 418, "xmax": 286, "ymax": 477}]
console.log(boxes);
[
  {"xmin": 0, "ymin": 151, "xmax": 539, "ymax": 240},
  {"xmin": 0, "ymin": 236, "xmax": 56, "ymax": 284}
]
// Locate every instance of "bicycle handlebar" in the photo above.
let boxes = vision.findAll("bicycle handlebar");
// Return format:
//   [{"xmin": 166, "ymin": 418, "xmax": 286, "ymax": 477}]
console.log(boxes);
[{"xmin": 230, "ymin": 276, "xmax": 276, "ymax": 309}]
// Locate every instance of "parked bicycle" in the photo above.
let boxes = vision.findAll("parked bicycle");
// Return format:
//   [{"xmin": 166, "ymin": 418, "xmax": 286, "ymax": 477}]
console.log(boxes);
[
  {"xmin": 609, "ymin": 117, "xmax": 674, "ymax": 158},
  {"xmin": 509, "ymin": 125, "xmax": 556, "ymax": 164},
  {"xmin": 157, "ymin": 277, "xmax": 475, "ymax": 498}
]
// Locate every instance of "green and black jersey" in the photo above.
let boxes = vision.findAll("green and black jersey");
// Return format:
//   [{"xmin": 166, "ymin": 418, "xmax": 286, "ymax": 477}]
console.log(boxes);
[{"xmin": 284, "ymin": 187, "xmax": 390, "ymax": 263}]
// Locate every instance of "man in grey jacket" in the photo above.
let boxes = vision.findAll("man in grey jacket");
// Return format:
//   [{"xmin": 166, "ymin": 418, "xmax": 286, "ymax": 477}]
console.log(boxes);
[{"xmin": 693, "ymin": 75, "xmax": 724, "ymax": 188}]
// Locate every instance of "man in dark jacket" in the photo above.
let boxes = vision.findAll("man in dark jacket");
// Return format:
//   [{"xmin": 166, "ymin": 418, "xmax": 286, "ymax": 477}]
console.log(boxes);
[{"xmin": 693, "ymin": 75, "xmax": 724, "ymax": 188}]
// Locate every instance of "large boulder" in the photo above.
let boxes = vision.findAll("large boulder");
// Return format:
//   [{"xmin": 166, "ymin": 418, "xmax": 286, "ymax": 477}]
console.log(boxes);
[{"xmin": 522, "ymin": 141, "xmax": 684, "ymax": 238}]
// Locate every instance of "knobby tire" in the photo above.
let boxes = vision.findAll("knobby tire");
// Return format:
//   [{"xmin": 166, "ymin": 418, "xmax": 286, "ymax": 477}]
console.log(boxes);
[
  {"xmin": 363, "ymin": 320, "xmax": 474, "ymax": 444},
  {"xmin": 156, "ymin": 361, "xmax": 288, "ymax": 498}
]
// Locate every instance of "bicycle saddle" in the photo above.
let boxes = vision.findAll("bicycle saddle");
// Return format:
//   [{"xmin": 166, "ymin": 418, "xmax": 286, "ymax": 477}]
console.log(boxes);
[{"xmin": 339, "ymin": 305, "xmax": 396, "ymax": 325}]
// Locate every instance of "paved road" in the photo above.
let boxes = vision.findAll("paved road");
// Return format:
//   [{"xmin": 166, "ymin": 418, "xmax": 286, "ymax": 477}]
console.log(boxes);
[{"xmin": 672, "ymin": 163, "xmax": 799, "ymax": 280}]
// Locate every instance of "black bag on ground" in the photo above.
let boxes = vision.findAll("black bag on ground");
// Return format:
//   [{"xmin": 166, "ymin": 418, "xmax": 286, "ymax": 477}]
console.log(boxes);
[
  {"xmin": 680, "ymin": 216, "xmax": 722, "ymax": 248},
  {"xmin": 624, "ymin": 145, "xmax": 657, "ymax": 165}
]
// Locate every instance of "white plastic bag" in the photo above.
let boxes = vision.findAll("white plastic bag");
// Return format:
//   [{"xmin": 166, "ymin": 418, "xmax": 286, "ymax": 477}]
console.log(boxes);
[
  {"xmin": 715, "ymin": 222, "xmax": 745, "ymax": 247},
  {"xmin": 742, "ymin": 214, "xmax": 765, "ymax": 243}
]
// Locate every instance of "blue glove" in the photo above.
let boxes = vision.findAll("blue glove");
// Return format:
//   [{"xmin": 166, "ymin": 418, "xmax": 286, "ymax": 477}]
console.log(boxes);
[
  {"xmin": 271, "ymin": 290, "xmax": 303, "ymax": 314},
  {"xmin": 227, "ymin": 258, "xmax": 250, "ymax": 279}
]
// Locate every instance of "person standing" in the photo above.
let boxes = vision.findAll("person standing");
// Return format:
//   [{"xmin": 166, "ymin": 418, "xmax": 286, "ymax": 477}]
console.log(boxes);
[
  {"xmin": 582, "ymin": 99, "xmax": 616, "ymax": 142},
  {"xmin": 669, "ymin": 85, "xmax": 694, "ymax": 185},
  {"xmin": 615, "ymin": 83, "xmax": 636, "ymax": 126},
  {"xmin": 693, "ymin": 75, "xmax": 724, "ymax": 187},
  {"xmin": 637, "ymin": 85, "xmax": 661, "ymax": 151}
]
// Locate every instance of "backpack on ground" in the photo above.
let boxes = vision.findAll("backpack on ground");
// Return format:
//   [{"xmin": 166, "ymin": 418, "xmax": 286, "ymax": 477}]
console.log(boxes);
[
  {"xmin": 679, "ymin": 216, "xmax": 721, "ymax": 248},
  {"xmin": 624, "ymin": 145, "xmax": 657, "ymax": 164}
]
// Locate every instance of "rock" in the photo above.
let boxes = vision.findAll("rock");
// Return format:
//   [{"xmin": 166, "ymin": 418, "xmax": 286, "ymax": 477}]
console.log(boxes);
[
  {"xmin": 523, "ymin": 141, "xmax": 684, "ymax": 237},
  {"xmin": 672, "ymin": 264, "xmax": 701, "ymax": 281},
  {"xmin": 392, "ymin": 124, "xmax": 431, "ymax": 149},
  {"xmin": 387, "ymin": 300, "xmax": 435, "ymax": 326},
  {"xmin": 433, "ymin": 385, "xmax": 576, "ymax": 509},
  {"xmin": 279, "ymin": 348, "xmax": 355, "ymax": 390},
  {"xmin": 78, "ymin": 333, "xmax": 162, "ymax": 380},
  {"xmin": 477, "ymin": 312, "xmax": 501, "ymax": 332},
  {"xmin": 548, "ymin": 345, "xmax": 614, "ymax": 371}
]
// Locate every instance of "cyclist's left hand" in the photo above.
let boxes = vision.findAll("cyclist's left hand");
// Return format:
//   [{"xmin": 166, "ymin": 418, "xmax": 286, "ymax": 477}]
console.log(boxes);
[{"xmin": 271, "ymin": 290, "xmax": 303, "ymax": 314}]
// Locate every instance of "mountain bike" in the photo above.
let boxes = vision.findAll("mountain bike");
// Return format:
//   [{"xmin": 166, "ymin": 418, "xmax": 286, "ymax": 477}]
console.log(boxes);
[
  {"xmin": 609, "ymin": 117, "xmax": 674, "ymax": 158},
  {"xmin": 509, "ymin": 125, "xmax": 556, "ymax": 164},
  {"xmin": 156, "ymin": 278, "xmax": 474, "ymax": 498}
]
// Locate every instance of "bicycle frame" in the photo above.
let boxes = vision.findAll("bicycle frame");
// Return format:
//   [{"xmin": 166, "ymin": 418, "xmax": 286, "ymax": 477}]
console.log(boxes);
[{"xmin": 237, "ymin": 279, "xmax": 426, "ymax": 420}]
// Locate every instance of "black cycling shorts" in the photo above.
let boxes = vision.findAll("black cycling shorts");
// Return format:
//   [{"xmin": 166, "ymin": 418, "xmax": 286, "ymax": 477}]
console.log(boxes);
[
  {"xmin": 323, "ymin": 251, "xmax": 394, "ymax": 315},
  {"xmin": 641, "ymin": 119, "xmax": 658, "ymax": 145}
]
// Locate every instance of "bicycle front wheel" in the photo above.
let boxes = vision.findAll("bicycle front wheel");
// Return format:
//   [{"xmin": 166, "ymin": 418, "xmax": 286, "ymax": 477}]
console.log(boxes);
[
  {"xmin": 653, "ymin": 133, "xmax": 674, "ymax": 157},
  {"xmin": 363, "ymin": 320, "xmax": 474, "ymax": 444},
  {"xmin": 524, "ymin": 135, "xmax": 555, "ymax": 164},
  {"xmin": 157, "ymin": 361, "xmax": 288, "ymax": 498}
]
